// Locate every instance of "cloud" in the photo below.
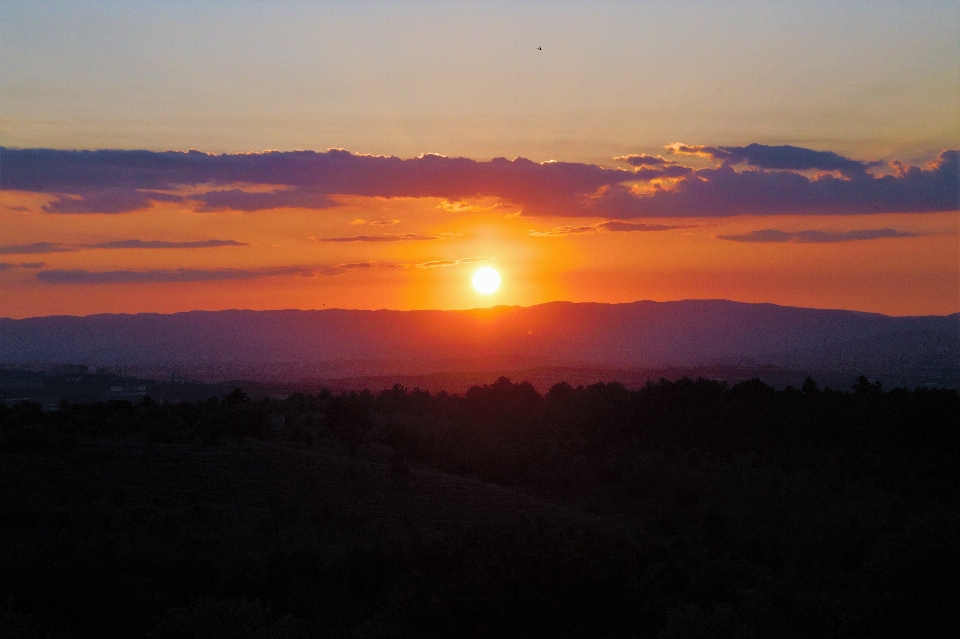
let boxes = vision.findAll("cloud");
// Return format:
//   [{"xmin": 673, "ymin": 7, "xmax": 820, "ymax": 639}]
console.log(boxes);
[
  {"xmin": 2, "ymin": 147, "xmax": 633, "ymax": 212},
  {"xmin": 190, "ymin": 188, "xmax": 337, "ymax": 211},
  {"xmin": 36, "ymin": 267, "xmax": 306, "ymax": 284},
  {"xmin": 630, "ymin": 165, "xmax": 694, "ymax": 180},
  {"xmin": 86, "ymin": 239, "xmax": 248, "ymax": 249},
  {"xmin": 29, "ymin": 253, "xmax": 493, "ymax": 283},
  {"xmin": 554, "ymin": 150, "xmax": 958, "ymax": 218},
  {"xmin": 717, "ymin": 228, "xmax": 919, "ymax": 243},
  {"xmin": 666, "ymin": 142, "xmax": 884, "ymax": 179},
  {"xmin": 416, "ymin": 256, "xmax": 491, "ymax": 268},
  {"xmin": 439, "ymin": 199, "xmax": 525, "ymax": 215},
  {"xmin": 613, "ymin": 154, "xmax": 672, "ymax": 167},
  {"xmin": 1, "ymin": 239, "xmax": 247, "ymax": 254},
  {"xmin": 529, "ymin": 220, "xmax": 686, "ymax": 236},
  {"xmin": 348, "ymin": 218, "xmax": 400, "ymax": 226},
  {"xmin": 665, "ymin": 143, "xmax": 732, "ymax": 160},
  {"xmin": 311, "ymin": 261, "xmax": 400, "ymax": 276},
  {"xmin": 315, "ymin": 233, "xmax": 447, "ymax": 243},
  {"xmin": 0, "ymin": 261, "xmax": 46, "ymax": 271},
  {"xmin": 719, "ymin": 144, "xmax": 878, "ymax": 178},
  {"xmin": 42, "ymin": 188, "xmax": 183, "ymax": 214},
  {"xmin": 438, "ymin": 200, "xmax": 480, "ymax": 212},
  {"xmin": 36, "ymin": 260, "xmax": 409, "ymax": 283},
  {"xmin": 4, "ymin": 146, "xmax": 956, "ymax": 218},
  {"xmin": 602, "ymin": 220, "xmax": 688, "ymax": 232}
]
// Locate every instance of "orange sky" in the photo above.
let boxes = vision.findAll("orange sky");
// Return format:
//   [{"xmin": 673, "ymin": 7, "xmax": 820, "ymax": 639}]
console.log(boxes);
[
  {"xmin": 1, "ymin": 186, "xmax": 956, "ymax": 318},
  {"xmin": 1, "ymin": 2, "xmax": 957, "ymax": 319}
]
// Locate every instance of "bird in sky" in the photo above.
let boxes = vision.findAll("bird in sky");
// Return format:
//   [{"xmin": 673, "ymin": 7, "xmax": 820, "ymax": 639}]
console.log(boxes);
[{"xmin": 537, "ymin": 46, "xmax": 541, "ymax": 50}]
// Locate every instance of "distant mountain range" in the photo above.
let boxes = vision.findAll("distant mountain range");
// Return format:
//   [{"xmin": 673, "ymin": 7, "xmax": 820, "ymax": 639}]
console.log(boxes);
[{"xmin": 1, "ymin": 301, "xmax": 957, "ymax": 384}]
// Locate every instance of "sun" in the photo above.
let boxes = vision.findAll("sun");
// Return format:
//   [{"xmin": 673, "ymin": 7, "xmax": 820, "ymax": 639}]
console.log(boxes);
[{"xmin": 472, "ymin": 267, "xmax": 501, "ymax": 294}]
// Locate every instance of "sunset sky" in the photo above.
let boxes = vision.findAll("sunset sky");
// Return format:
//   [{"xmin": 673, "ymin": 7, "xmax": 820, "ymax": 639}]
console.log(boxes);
[{"xmin": 1, "ymin": 0, "xmax": 957, "ymax": 319}]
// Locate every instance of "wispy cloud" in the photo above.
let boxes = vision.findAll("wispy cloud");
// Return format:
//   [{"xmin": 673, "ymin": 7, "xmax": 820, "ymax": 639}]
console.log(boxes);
[
  {"xmin": 1, "ymin": 239, "xmax": 246, "ymax": 254},
  {"xmin": 349, "ymin": 218, "xmax": 400, "ymax": 226},
  {"xmin": 33, "ymin": 257, "xmax": 472, "ymax": 283},
  {"xmin": 415, "ymin": 256, "xmax": 491, "ymax": 268},
  {"xmin": 36, "ymin": 266, "xmax": 312, "ymax": 284},
  {"xmin": 0, "ymin": 261, "xmax": 47, "ymax": 271},
  {"xmin": 717, "ymin": 228, "xmax": 919, "ymax": 243},
  {"xmin": 29, "ymin": 247, "xmax": 497, "ymax": 283},
  {"xmin": 86, "ymin": 239, "xmax": 248, "ymax": 250},
  {"xmin": 529, "ymin": 220, "xmax": 686, "ymax": 236},
  {"xmin": 310, "ymin": 261, "xmax": 403, "ymax": 276},
  {"xmin": 315, "ymin": 233, "xmax": 460, "ymax": 243}
]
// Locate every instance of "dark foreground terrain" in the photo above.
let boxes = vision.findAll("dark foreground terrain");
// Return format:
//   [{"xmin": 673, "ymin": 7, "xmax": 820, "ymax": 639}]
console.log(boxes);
[{"xmin": 1, "ymin": 376, "xmax": 958, "ymax": 638}]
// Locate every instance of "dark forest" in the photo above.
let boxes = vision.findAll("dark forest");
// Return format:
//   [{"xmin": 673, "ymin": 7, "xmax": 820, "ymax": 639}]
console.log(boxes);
[{"xmin": 1, "ymin": 376, "xmax": 958, "ymax": 638}]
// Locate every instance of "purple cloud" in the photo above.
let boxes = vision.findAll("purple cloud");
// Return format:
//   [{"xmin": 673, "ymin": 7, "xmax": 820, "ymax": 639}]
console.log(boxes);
[
  {"xmin": 87, "ymin": 239, "xmax": 247, "ymax": 249},
  {"xmin": 36, "ymin": 260, "xmax": 413, "ymax": 283},
  {"xmin": 717, "ymin": 228, "xmax": 919, "ymax": 243},
  {"xmin": 42, "ymin": 188, "xmax": 183, "ymax": 214},
  {"xmin": 0, "ymin": 261, "xmax": 47, "ymax": 271},
  {"xmin": 719, "ymin": 144, "xmax": 878, "ymax": 178},
  {"xmin": 541, "ymin": 150, "xmax": 957, "ymax": 218},
  {"xmin": 3, "ymin": 146, "xmax": 956, "ymax": 218},
  {"xmin": 190, "ymin": 188, "xmax": 337, "ymax": 211},
  {"xmin": 666, "ymin": 142, "xmax": 884, "ymax": 178},
  {"xmin": 36, "ymin": 266, "xmax": 312, "ymax": 284},
  {"xmin": 1, "ymin": 239, "xmax": 246, "ymax": 253},
  {"xmin": 1, "ymin": 146, "xmax": 629, "ymax": 196}
]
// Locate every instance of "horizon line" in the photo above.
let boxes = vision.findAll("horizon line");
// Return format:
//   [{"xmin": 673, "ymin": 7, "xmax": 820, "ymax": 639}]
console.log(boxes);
[{"xmin": 4, "ymin": 298, "xmax": 958, "ymax": 322}]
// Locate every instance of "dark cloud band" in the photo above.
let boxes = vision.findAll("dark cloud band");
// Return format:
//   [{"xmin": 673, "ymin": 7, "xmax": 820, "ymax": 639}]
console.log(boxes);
[{"xmin": 3, "ymin": 145, "xmax": 956, "ymax": 218}]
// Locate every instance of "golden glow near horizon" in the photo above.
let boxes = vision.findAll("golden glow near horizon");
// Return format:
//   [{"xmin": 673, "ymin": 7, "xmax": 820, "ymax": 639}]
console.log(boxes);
[
  {"xmin": 0, "ymin": 3, "xmax": 957, "ymax": 319},
  {"xmin": 472, "ymin": 267, "xmax": 501, "ymax": 295}
]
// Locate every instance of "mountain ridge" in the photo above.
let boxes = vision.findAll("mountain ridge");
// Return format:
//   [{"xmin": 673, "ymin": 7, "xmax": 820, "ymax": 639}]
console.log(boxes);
[{"xmin": 2, "ymin": 300, "xmax": 956, "ymax": 380}]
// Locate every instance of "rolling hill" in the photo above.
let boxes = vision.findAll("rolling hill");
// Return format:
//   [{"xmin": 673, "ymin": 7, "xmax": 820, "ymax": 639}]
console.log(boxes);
[{"xmin": 2, "ymin": 300, "xmax": 956, "ymax": 384}]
